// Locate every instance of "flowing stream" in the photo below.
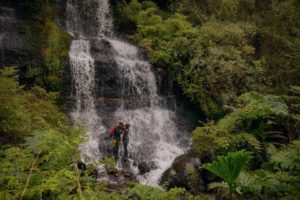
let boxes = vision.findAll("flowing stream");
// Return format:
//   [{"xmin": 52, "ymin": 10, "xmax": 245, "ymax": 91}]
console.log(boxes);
[{"xmin": 67, "ymin": 0, "xmax": 189, "ymax": 186}]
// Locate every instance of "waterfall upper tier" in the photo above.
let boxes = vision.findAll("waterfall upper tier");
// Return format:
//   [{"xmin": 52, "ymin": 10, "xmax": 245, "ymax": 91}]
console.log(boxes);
[{"xmin": 66, "ymin": 0, "xmax": 113, "ymax": 39}]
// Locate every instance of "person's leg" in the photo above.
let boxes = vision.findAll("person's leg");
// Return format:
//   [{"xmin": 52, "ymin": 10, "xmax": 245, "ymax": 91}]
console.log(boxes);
[
  {"xmin": 112, "ymin": 146, "xmax": 116, "ymax": 159},
  {"xmin": 112, "ymin": 140, "xmax": 117, "ymax": 159},
  {"xmin": 115, "ymin": 141, "xmax": 119, "ymax": 159},
  {"xmin": 124, "ymin": 141, "xmax": 128, "ymax": 157}
]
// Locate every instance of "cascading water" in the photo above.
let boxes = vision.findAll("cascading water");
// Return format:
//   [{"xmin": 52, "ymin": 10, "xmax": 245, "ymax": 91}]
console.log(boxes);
[
  {"xmin": 69, "ymin": 39, "xmax": 104, "ymax": 161},
  {"xmin": 67, "ymin": 0, "xmax": 190, "ymax": 186}
]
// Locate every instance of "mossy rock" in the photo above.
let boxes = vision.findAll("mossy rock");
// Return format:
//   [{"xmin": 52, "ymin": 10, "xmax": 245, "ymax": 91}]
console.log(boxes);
[
  {"xmin": 100, "ymin": 157, "xmax": 118, "ymax": 174},
  {"xmin": 160, "ymin": 153, "xmax": 203, "ymax": 193},
  {"xmin": 86, "ymin": 163, "xmax": 98, "ymax": 177}
]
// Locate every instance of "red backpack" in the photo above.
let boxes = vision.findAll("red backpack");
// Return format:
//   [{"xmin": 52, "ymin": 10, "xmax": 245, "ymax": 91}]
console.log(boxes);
[{"xmin": 109, "ymin": 126, "xmax": 116, "ymax": 136}]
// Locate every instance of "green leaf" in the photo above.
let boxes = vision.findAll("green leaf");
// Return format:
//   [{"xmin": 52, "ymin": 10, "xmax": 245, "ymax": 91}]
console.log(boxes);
[{"xmin": 203, "ymin": 150, "xmax": 252, "ymax": 194}]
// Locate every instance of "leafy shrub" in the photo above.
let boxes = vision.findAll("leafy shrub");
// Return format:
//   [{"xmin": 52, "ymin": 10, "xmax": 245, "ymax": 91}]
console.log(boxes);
[
  {"xmin": 203, "ymin": 150, "xmax": 252, "ymax": 198},
  {"xmin": 0, "ymin": 67, "xmax": 69, "ymax": 143},
  {"xmin": 192, "ymin": 92, "xmax": 288, "ymax": 158},
  {"xmin": 21, "ymin": 2, "xmax": 72, "ymax": 92},
  {"xmin": 43, "ymin": 17, "xmax": 72, "ymax": 91},
  {"xmin": 284, "ymin": 85, "xmax": 300, "ymax": 140},
  {"xmin": 236, "ymin": 140, "xmax": 300, "ymax": 199},
  {"xmin": 127, "ymin": 183, "xmax": 194, "ymax": 200},
  {"xmin": 185, "ymin": 163, "xmax": 204, "ymax": 194},
  {"xmin": 0, "ymin": 67, "xmax": 84, "ymax": 199}
]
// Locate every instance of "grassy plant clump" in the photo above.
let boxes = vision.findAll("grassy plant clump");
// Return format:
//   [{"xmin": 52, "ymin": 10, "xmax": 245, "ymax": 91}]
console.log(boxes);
[{"xmin": 100, "ymin": 157, "xmax": 118, "ymax": 174}]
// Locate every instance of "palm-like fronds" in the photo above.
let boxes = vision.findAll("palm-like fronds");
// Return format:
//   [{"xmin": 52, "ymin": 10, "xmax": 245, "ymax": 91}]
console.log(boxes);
[{"xmin": 202, "ymin": 150, "xmax": 252, "ymax": 198}]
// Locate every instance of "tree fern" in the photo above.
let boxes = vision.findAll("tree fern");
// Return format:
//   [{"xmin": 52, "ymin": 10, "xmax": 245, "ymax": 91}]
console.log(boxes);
[
  {"xmin": 270, "ymin": 140, "xmax": 300, "ymax": 171},
  {"xmin": 192, "ymin": 92, "xmax": 288, "ymax": 158},
  {"xmin": 184, "ymin": 163, "xmax": 204, "ymax": 194}
]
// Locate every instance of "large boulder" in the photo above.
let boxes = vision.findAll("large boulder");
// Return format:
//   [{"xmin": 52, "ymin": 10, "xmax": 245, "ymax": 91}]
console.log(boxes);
[
  {"xmin": 86, "ymin": 163, "xmax": 99, "ymax": 177},
  {"xmin": 138, "ymin": 161, "xmax": 151, "ymax": 175},
  {"xmin": 160, "ymin": 153, "xmax": 203, "ymax": 193}
]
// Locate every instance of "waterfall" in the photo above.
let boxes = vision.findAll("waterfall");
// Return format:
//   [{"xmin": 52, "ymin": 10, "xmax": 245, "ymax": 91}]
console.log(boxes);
[
  {"xmin": 69, "ymin": 39, "xmax": 104, "ymax": 160},
  {"xmin": 67, "ymin": 0, "xmax": 190, "ymax": 186}
]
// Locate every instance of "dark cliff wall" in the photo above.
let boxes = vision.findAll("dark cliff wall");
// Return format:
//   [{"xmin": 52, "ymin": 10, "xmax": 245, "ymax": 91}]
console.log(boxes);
[
  {"xmin": 0, "ymin": 1, "xmax": 23, "ymax": 67},
  {"xmin": 0, "ymin": 0, "xmax": 71, "ymax": 93}
]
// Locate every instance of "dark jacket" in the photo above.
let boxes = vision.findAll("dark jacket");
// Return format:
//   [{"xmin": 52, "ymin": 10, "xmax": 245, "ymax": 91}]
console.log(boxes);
[
  {"xmin": 113, "ymin": 127, "xmax": 123, "ymax": 141},
  {"xmin": 122, "ymin": 128, "xmax": 129, "ymax": 143}
]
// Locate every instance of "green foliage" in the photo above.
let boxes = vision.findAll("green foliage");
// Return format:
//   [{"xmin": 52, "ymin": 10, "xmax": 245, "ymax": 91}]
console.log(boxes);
[
  {"xmin": 0, "ymin": 67, "xmax": 29, "ymax": 143},
  {"xmin": 0, "ymin": 134, "xmax": 81, "ymax": 199},
  {"xmin": 236, "ymin": 170, "xmax": 281, "ymax": 198},
  {"xmin": 191, "ymin": 92, "xmax": 297, "ymax": 199},
  {"xmin": 192, "ymin": 92, "xmax": 288, "ymax": 157},
  {"xmin": 114, "ymin": 1, "xmax": 264, "ymax": 117},
  {"xmin": 21, "ymin": 1, "xmax": 72, "ymax": 92},
  {"xmin": 218, "ymin": 92, "xmax": 288, "ymax": 132},
  {"xmin": 269, "ymin": 140, "xmax": 300, "ymax": 172},
  {"xmin": 0, "ymin": 67, "xmax": 68, "ymax": 143},
  {"xmin": 43, "ymin": 17, "xmax": 72, "ymax": 91},
  {"xmin": 0, "ymin": 68, "xmax": 84, "ymax": 199},
  {"xmin": 113, "ymin": 0, "xmax": 139, "ymax": 33},
  {"xmin": 126, "ymin": 183, "xmax": 208, "ymax": 200},
  {"xmin": 185, "ymin": 164, "xmax": 204, "ymax": 194},
  {"xmin": 284, "ymin": 85, "xmax": 300, "ymax": 140},
  {"xmin": 203, "ymin": 150, "xmax": 252, "ymax": 198},
  {"xmin": 234, "ymin": 140, "xmax": 300, "ymax": 199}
]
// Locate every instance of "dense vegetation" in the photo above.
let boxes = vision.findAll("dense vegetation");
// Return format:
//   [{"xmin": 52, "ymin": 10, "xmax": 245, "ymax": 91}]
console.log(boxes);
[
  {"xmin": 1, "ymin": 0, "xmax": 300, "ymax": 199},
  {"xmin": 0, "ymin": 68, "xmax": 205, "ymax": 199},
  {"xmin": 113, "ymin": 0, "xmax": 300, "ymax": 118}
]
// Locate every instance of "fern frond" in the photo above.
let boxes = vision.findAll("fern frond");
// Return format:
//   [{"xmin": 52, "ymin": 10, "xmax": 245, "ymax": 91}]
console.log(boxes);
[{"xmin": 185, "ymin": 163, "xmax": 204, "ymax": 194}]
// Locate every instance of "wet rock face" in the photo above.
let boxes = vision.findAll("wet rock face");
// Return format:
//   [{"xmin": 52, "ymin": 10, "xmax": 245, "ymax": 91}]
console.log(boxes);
[
  {"xmin": 89, "ymin": 38, "xmax": 151, "ymax": 128},
  {"xmin": 0, "ymin": 5, "xmax": 23, "ymax": 67},
  {"xmin": 90, "ymin": 38, "xmax": 122, "ymax": 128},
  {"xmin": 0, "ymin": 1, "xmax": 68, "ymax": 68},
  {"xmin": 92, "ymin": 39, "xmax": 121, "ymax": 99}
]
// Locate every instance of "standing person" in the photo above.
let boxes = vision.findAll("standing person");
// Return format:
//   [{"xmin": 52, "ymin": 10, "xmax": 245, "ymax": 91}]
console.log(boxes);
[
  {"xmin": 122, "ymin": 124, "xmax": 130, "ymax": 158},
  {"xmin": 110, "ymin": 122, "xmax": 124, "ymax": 160}
]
